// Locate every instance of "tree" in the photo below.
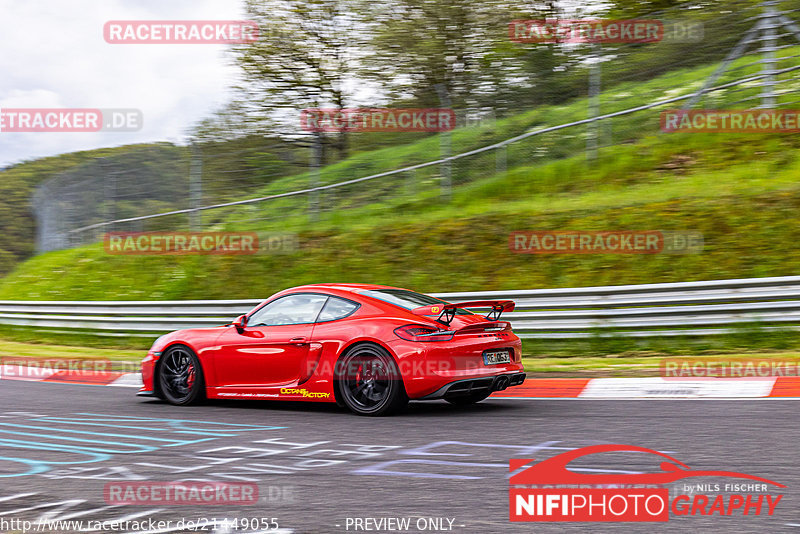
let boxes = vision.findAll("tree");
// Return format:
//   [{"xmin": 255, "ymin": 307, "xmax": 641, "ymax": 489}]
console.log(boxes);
[
  {"xmin": 233, "ymin": 0, "xmax": 369, "ymax": 162},
  {"xmin": 363, "ymin": 0, "xmax": 561, "ymax": 115}
]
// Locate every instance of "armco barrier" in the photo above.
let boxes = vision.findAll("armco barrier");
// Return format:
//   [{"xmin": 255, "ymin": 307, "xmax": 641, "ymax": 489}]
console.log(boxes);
[{"xmin": 1, "ymin": 275, "xmax": 800, "ymax": 339}]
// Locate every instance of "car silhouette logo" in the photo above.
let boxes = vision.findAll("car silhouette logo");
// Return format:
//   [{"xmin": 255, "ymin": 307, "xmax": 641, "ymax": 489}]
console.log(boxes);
[{"xmin": 510, "ymin": 444, "xmax": 784, "ymax": 487}]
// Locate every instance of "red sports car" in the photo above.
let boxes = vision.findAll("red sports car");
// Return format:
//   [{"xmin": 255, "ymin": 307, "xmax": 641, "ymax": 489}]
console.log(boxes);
[{"xmin": 138, "ymin": 284, "xmax": 526, "ymax": 415}]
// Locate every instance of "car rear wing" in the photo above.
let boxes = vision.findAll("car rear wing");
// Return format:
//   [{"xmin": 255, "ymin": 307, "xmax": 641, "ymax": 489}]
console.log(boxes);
[{"xmin": 412, "ymin": 300, "xmax": 515, "ymax": 325}]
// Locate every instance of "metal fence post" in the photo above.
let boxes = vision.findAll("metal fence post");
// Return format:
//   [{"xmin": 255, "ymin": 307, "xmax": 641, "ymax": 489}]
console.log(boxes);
[
  {"xmin": 435, "ymin": 84, "xmax": 452, "ymax": 200},
  {"xmin": 496, "ymin": 143, "xmax": 507, "ymax": 176},
  {"xmin": 587, "ymin": 43, "xmax": 601, "ymax": 163},
  {"xmin": 309, "ymin": 133, "xmax": 322, "ymax": 220},
  {"xmin": 101, "ymin": 157, "xmax": 115, "ymax": 243},
  {"xmin": 760, "ymin": 0, "xmax": 779, "ymax": 108},
  {"xmin": 683, "ymin": 17, "xmax": 764, "ymax": 110},
  {"xmin": 406, "ymin": 167, "xmax": 416, "ymax": 197},
  {"xmin": 189, "ymin": 144, "xmax": 203, "ymax": 231}
]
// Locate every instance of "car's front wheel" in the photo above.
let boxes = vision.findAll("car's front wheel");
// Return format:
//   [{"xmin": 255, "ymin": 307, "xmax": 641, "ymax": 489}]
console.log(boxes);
[
  {"xmin": 337, "ymin": 344, "xmax": 407, "ymax": 416},
  {"xmin": 158, "ymin": 345, "xmax": 205, "ymax": 405}
]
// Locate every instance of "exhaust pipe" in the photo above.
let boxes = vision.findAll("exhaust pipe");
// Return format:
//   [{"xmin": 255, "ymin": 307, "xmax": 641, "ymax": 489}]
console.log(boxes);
[{"xmin": 494, "ymin": 375, "xmax": 510, "ymax": 391}]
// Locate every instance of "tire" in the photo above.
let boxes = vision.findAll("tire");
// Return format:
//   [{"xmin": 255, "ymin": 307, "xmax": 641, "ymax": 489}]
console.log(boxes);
[
  {"xmin": 336, "ymin": 344, "xmax": 408, "ymax": 416},
  {"xmin": 445, "ymin": 391, "xmax": 492, "ymax": 405},
  {"xmin": 158, "ymin": 345, "xmax": 205, "ymax": 405}
]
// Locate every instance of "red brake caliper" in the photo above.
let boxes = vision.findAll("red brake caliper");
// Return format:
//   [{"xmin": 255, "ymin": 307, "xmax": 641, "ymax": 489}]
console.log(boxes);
[
  {"xmin": 356, "ymin": 363, "xmax": 364, "ymax": 384},
  {"xmin": 186, "ymin": 364, "xmax": 195, "ymax": 389}
]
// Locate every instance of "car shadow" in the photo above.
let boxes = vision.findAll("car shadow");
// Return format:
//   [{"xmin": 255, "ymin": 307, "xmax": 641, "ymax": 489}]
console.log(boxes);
[{"xmin": 137, "ymin": 396, "xmax": 527, "ymax": 417}]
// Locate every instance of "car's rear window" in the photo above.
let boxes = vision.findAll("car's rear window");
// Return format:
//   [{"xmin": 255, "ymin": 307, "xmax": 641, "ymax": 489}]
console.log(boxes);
[{"xmin": 360, "ymin": 289, "xmax": 473, "ymax": 315}]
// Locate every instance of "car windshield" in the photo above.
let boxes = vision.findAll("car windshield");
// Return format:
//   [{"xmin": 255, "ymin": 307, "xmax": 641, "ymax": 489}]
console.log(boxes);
[{"xmin": 360, "ymin": 289, "xmax": 473, "ymax": 315}]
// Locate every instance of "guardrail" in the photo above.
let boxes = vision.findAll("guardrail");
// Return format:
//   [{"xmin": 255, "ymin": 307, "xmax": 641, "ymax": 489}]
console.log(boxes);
[{"xmin": 1, "ymin": 275, "xmax": 800, "ymax": 339}]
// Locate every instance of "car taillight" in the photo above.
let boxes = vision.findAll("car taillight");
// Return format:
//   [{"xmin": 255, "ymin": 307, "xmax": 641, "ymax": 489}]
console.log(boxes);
[{"xmin": 394, "ymin": 325, "xmax": 455, "ymax": 342}]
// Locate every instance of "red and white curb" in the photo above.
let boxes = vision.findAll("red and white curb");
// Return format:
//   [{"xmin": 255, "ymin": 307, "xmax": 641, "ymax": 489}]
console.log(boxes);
[
  {"xmin": 0, "ymin": 364, "xmax": 142, "ymax": 387},
  {"xmin": 4, "ymin": 366, "xmax": 800, "ymax": 398},
  {"xmin": 491, "ymin": 376, "xmax": 800, "ymax": 399}
]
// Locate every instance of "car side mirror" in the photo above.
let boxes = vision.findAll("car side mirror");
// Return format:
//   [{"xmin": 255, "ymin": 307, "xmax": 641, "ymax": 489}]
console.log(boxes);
[{"xmin": 232, "ymin": 314, "xmax": 248, "ymax": 334}]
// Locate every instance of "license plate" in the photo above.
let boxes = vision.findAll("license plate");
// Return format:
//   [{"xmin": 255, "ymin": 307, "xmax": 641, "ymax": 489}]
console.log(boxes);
[{"xmin": 483, "ymin": 350, "xmax": 511, "ymax": 365}]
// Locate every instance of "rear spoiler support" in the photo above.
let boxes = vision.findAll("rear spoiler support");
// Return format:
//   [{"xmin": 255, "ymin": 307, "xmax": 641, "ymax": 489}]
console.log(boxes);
[{"xmin": 412, "ymin": 300, "xmax": 515, "ymax": 326}]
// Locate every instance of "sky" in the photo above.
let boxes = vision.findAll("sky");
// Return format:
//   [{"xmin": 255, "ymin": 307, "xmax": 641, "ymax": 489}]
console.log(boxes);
[{"xmin": 0, "ymin": 0, "xmax": 246, "ymax": 167}]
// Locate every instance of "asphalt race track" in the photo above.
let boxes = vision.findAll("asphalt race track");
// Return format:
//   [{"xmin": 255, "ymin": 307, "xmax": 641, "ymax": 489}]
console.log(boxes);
[{"xmin": 1, "ymin": 380, "xmax": 798, "ymax": 533}]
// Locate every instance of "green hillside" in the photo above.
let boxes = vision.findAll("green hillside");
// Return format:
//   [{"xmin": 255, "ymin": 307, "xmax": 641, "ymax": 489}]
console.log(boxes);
[
  {"xmin": 2, "ymin": 47, "xmax": 800, "ymax": 302},
  {"xmin": 2, "ymin": 130, "xmax": 799, "ymax": 301},
  {"xmin": 0, "ymin": 144, "xmax": 184, "ymax": 275}
]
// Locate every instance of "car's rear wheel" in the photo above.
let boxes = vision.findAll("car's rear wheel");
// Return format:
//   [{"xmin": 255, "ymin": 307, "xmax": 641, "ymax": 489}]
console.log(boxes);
[
  {"xmin": 158, "ymin": 345, "xmax": 205, "ymax": 405},
  {"xmin": 337, "ymin": 344, "xmax": 407, "ymax": 416},
  {"xmin": 445, "ymin": 391, "xmax": 492, "ymax": 405}
]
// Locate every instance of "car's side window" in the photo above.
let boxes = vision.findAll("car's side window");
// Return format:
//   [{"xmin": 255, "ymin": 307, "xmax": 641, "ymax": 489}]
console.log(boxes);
[
  {"xmin": 248, "ymin": 294, "xmax": 328, "ymax": 326},
  {"xmin": 317, "ymin": 296, "xmax": 359, "ymax": 322}
]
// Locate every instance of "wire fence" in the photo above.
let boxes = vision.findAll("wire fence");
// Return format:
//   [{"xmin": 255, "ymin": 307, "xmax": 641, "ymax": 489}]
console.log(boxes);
[{"xmin": 31, "ymin": 0, "xmax": 800, "ymax": 252}]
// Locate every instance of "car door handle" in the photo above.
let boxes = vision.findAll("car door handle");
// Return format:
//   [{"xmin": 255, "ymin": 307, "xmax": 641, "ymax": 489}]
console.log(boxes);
[{"xmin": 290, "ymin": 337, "xmax": 308, "ymax": 345}]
